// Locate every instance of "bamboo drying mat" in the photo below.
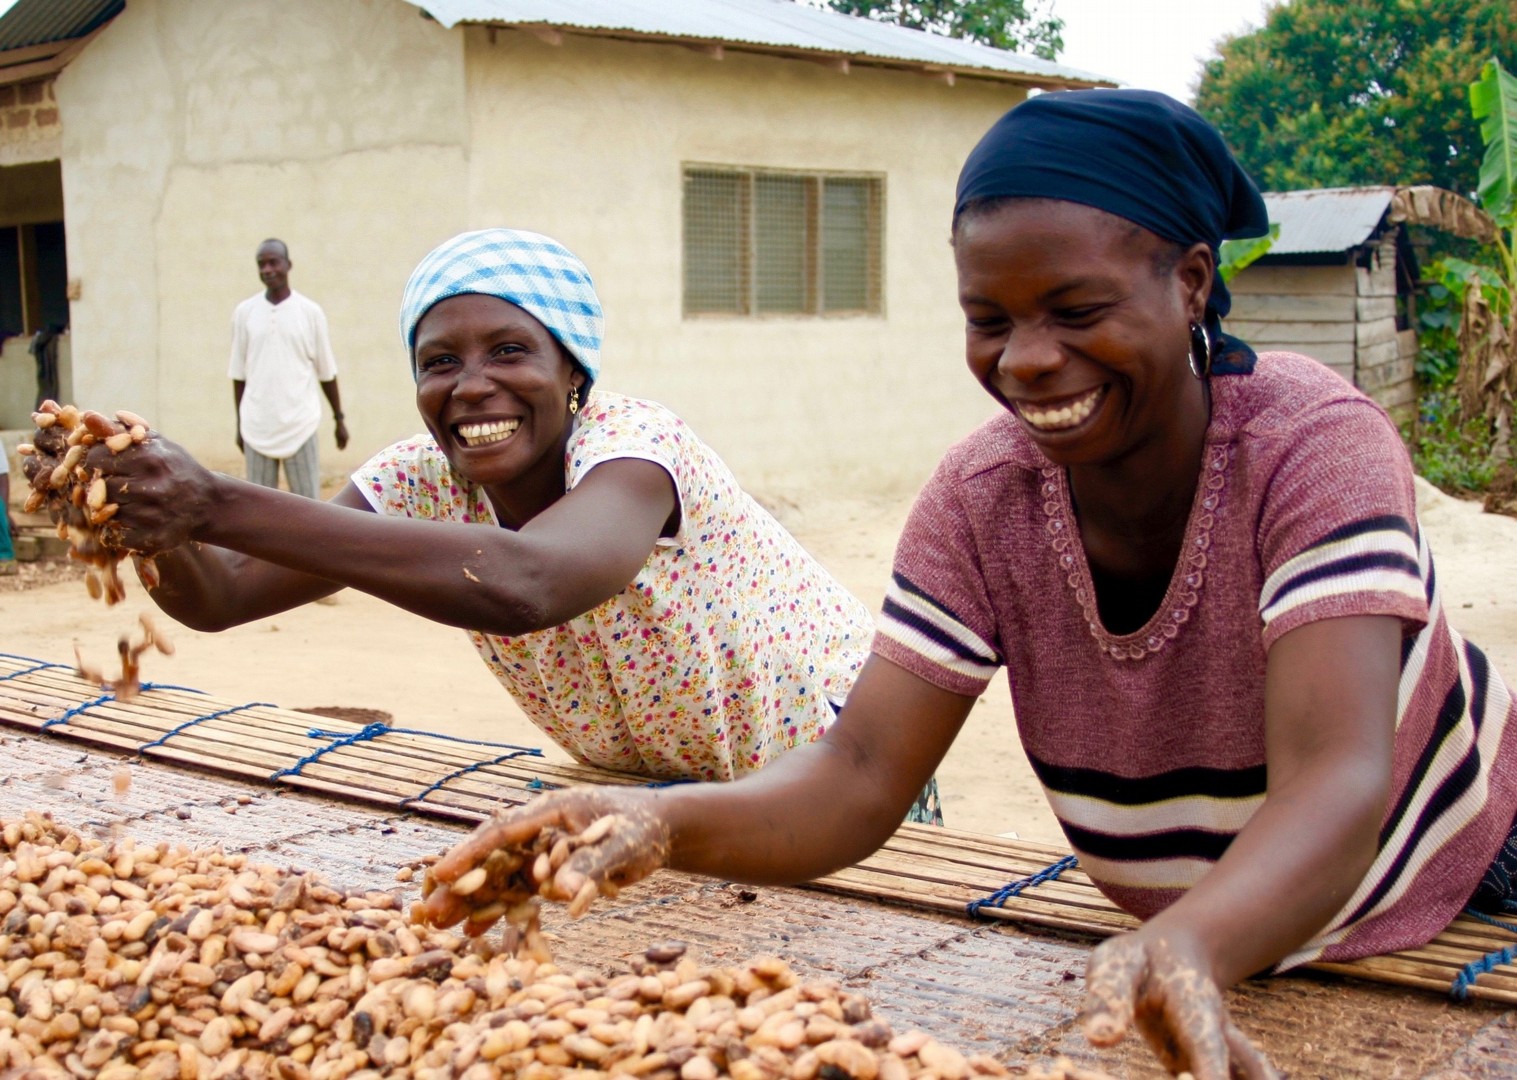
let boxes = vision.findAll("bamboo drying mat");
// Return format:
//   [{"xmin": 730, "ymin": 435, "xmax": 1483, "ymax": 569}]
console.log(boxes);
[{"xmin": 1, "ymin": 651, "xmax": 1513, "ymax": 1007}]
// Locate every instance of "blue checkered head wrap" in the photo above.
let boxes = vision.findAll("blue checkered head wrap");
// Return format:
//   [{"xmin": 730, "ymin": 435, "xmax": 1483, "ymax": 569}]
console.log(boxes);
[{"xmin": 399, "ymin": 228, "xmax": 603, "ymax": 382}]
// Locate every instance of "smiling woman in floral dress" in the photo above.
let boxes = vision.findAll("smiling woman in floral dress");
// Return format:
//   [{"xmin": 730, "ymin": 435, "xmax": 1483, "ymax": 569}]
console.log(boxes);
[
  {"xmin": 418, "ymin": 92, "xmax": 1517, "ymax": 1079},
  {"xmin": 48, "ymin": 229, "xmax": 949, "ymax": 818}
]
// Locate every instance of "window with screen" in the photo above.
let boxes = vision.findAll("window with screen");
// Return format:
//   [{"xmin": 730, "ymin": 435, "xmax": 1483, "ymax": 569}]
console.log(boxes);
[{"xmin": 683, "ymin": 167, "xmax": 882, "ymax": 317}]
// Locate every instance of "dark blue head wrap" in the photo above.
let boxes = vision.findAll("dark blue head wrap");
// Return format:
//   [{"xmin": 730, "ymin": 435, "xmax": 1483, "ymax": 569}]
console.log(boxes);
[{"xmin": 954, "ymin": 88, "xmax": 1269, "ymax": 374}]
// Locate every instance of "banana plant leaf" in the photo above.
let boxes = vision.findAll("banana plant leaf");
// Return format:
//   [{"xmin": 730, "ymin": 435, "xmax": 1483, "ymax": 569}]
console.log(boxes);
[
  {"xmin": 1440, "ymin": 257, "xmax": 1505, "ymax": 294},
  {"xmin": 1218, "ymin": 223, "xmax": 1279, "ymax": 284},
  {"xmin": 1471, "ymin": 58, "xmax": 1517, "ymax": 226}
]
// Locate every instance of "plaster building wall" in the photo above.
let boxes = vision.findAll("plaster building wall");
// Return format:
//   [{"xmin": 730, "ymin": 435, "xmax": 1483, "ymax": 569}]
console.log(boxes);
[
  {"xmin": 463, "ymin": 29, "xmax": 1013, "ymax": 494},
  {"xmin": 0, "ymin": 336, "xmax": 69, "ymax": 428},
  {"xmin": 0, "ymin": 337, "xmax": 33, "ymax": 423},
  {"xmin": 51, "ymin": 0, "xmax": 470, "ymax": 475},
  {"xmin": 45, "ymin": 2, "xmax": 1021, "ymax": 494}
]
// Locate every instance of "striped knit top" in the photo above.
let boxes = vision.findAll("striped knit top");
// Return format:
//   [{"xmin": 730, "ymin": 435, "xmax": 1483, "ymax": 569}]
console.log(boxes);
[{"xmin": 873, "ymin": 351, "xmax": 1517, "ymax": 967}]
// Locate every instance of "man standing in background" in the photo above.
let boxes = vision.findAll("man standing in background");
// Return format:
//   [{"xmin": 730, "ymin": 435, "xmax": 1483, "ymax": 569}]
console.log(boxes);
[{"xmin": 230, "ymin": 238, "xmax": 348, "ymax": 499}]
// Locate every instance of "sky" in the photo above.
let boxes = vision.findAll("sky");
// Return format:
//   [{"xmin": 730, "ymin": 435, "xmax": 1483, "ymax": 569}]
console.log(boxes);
[{"xmin": 1049, "ymin": 0, "xmax": 1274, "ymax": 103}]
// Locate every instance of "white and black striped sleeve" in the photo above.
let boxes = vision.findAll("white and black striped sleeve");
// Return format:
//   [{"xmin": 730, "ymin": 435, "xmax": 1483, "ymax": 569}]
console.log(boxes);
[
  {"xmin": 1260, "ymin": 513, "xmax": 1426, "ymax": 638},
  {"xmin": 871, "ymin": 460, "xmax": 1003, "ymax": 696}
]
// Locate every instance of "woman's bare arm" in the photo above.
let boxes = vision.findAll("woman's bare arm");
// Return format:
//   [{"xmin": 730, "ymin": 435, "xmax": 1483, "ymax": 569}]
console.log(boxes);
[
  {"xmin": 141, "ymin": 483, "xmax": 371, "ymax": 629},
  {"xmin": 662, "ymin": 656, "xmax": 975, "ymax": 881},
  {"xmin": 71, "ymin": 433, "xmax": 677, "ymax": 635},
  {"xmin": 422, "ymin": 654, "xmax": 977, "ymax": 921}
]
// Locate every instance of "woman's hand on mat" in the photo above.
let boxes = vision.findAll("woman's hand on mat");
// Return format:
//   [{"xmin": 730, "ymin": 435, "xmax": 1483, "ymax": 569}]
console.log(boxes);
[
  {"xmin": 417, "ymin": 787, "xmax": 670, "ymax": 930},
  {"xmin": 1080, "ymin": 928, "xmax": 1279, "ymax": 1080}
]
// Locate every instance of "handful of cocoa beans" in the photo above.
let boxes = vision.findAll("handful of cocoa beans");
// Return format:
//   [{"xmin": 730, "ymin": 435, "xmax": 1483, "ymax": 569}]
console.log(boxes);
[
  {"xmin": 18, "ymin": 400, "xmax": 170, "ymax": 699},
  {"xmin": 414, "ymin": 815, "xmax": 623, "ymax": 960},
  {"xmin": 18, "ymin": 399, "xmax": 156, "ymax": 601}
]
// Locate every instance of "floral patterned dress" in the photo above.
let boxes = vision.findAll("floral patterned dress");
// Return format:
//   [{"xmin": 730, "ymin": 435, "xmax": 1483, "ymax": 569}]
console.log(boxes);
[{"xmin": 354, "ymin": 392, "xmax": 874, "ymax": 782}]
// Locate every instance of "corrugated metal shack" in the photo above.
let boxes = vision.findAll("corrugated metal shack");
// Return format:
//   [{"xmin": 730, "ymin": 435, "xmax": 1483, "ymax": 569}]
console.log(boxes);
[{"xmin": 1227, "ymin": 185, "xmax": 1498, "ymax": 427}]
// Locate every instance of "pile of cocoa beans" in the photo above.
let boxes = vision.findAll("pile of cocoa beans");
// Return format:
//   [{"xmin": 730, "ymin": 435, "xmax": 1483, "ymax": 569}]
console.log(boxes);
[{"xmin": 0, "ymin": 812, "xmax": 1114, "ymax": 1079}]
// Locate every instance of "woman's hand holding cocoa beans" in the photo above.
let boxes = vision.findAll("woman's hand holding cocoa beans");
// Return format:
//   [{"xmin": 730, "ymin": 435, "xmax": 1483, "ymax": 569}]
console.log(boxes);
[
  {"xmin": 412, "ymin": 787, "xmax": 671, "ymax": 954},
  {"xmin": 20, "ymin": 400, "xmax": 218, "ymax": 567}
]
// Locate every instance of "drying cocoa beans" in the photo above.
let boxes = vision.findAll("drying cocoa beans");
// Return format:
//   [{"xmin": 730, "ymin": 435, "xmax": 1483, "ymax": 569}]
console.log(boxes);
[{"xmin": 0, "ymin": 812, "xmax": 1115, "ymax": 1079}]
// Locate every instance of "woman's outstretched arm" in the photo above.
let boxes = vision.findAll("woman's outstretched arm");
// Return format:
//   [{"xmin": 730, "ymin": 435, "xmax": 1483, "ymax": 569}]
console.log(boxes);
[
  {"xmin": 142, "ymin": 482, "xmax": 372, "ymax": 629},
  {"xmin": 663, "ymin": 656, "xmax": 976, "ymax": 882},
  {"xmin": 36, "ymin": 431, "xmax": 676, "ymax": 636},
  {"xmin": 418, "ymin": 654, "xmax": 976, "ymax": 928}
]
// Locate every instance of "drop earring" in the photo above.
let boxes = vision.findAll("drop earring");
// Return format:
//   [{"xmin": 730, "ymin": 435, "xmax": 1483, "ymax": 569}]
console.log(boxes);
[{"xmin": 568, "ymin": 386, "xmax": 580, "ymax": 415}]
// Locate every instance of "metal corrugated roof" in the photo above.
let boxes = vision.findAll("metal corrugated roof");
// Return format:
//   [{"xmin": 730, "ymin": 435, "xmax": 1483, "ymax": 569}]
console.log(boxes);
[
  {"xmin": 404, "ymin": 0, "xmax": 1110, "ymax": 87},
  {"xmin": 1261, "ymin": 187, "xmax": 1396, "ymax": 255},
  {"xmin": 0, "ymin": 0, "xmax": 122, "ymax": 52}
]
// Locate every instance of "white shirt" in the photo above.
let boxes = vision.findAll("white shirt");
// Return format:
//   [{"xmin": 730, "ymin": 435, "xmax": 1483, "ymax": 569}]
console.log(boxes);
[{"xmin": 228, "ymin": 289, "xmax": 338, "ymax": 459}]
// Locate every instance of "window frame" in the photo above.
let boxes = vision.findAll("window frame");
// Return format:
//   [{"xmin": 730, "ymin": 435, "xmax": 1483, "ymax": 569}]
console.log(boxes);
[{"xmin": 681, "ymin": 163, "xmax": 885, "ymax": 320}]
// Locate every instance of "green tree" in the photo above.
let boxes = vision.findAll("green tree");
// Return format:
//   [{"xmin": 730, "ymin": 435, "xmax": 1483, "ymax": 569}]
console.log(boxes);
[
  {"xmin": 1194, "ymin": 0, "xmax": 1516, "ymax": 195},
  {"xmin": 822, "ymin": 0, "xmax": 1064, "ymax": 61}
]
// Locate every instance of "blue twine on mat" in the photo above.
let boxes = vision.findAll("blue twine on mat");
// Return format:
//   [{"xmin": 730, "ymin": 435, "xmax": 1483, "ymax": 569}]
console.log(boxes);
[
  {"xmin": 137, "ymin": 702, "xmax": 277, "ymax": 752},
  {"xmin": 270, "ymin": 723, "xmax": 393, "ymax": 780},
  {"xmin": 40, "ymin": 680, "xmax": 208, "ymax": 730},
  {"xmin": 967, "ymin": 854, "xmax": 1080, "ymax": 918},
  {"xmin": 271, "ymin": 724, "xmax": 542, "ymax": 782},
  {"xmin": 380, "ymin": 728, "xmax": 545, "ymax": 753},
  {"xmin": 0, "ymin": 660, "xmax": 69, "ymax": 683},
  {"xmin": 403, "ymin": 749, "xmax": 545, "ymax": 806},
  {"xmin": 1467, "ymin": 907, "xmax": 1517, "ymax": 935},
  {"xmin": 0, "ymin": 650, "xmax": 56, "ymax": 665},
  {"xmin": 0, "ymin": 650, "xmax": 206, "ymax": 695},
  {"xmin": 1452, "ymin": 907, "xmax": 1517, "ymax": 1000},
  {"xmin": 42, "ymin": 693, "xmax": 120, "ymax": 728}
]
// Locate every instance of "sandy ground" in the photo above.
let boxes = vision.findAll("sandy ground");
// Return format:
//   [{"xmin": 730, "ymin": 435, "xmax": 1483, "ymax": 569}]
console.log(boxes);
[{"xmin": 3, "ymin": 478, "xmax": 1517, "ymax": 845}]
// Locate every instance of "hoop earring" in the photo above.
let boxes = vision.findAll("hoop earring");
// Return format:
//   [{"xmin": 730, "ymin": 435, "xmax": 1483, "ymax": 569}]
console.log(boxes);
[
  {"xmin": 568, "ymin": 385, "xmax": 580, "ymax": 415},
  {"xmin": 1187, "ymin": 322, "xmax": 1212, "ymax": 380}
]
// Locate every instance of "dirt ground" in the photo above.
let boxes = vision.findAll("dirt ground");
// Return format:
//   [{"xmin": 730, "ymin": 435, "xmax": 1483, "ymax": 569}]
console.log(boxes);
[{"xmin": 3, "ymin": 477, "xmax": 1517, "ymax": 845}]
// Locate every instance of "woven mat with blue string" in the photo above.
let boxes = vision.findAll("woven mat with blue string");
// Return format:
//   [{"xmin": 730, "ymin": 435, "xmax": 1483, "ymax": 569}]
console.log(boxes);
[{"xmin": 0, "ymin": 650, "xmax": 1513, "ymax": 1007}]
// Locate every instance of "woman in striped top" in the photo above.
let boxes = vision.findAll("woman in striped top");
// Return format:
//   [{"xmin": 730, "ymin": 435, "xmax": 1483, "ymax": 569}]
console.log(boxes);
[{"xmin": 421, "ymin": 92, "xmax": 1517, "ymax": 1079}]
